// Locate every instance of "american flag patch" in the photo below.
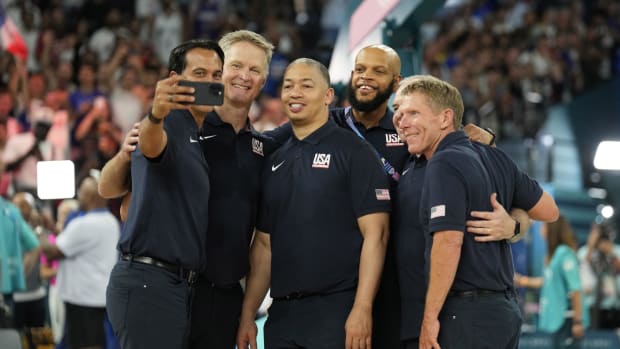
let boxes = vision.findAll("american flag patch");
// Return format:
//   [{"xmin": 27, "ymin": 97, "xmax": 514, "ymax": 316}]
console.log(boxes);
[
  {"xmin": 430, "ymin": 205, "xmax": 446, "ymax": 219},
  {"xmin": 375, "ymin": 189, "xmax": 391, "ymax": 201}
]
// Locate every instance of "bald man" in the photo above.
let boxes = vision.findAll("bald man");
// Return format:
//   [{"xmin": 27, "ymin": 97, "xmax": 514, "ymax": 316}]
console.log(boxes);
[
  {"xmin": 39, "ymin": 176, "xmax": 120, "ymax": 349},
  {"xmin": 266, "ymin": 45, "xmax": 406, "ymax": 347}
]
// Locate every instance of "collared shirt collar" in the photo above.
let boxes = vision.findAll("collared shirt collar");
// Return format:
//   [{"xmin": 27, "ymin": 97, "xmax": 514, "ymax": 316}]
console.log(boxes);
[
  {"xmin": 345, "ymin": 107, "xmax": 396, "ymax": 131},
  {"xmin": 204, "ymin": 110, "xmax": 253, "ymax": 133},
  {"xmin": 293, "ymin": 118, "xmax": 337, "ymax": 145},
  {"xmin": 435, "ymin": 130, "xmax": 469, "ymax": 154}
]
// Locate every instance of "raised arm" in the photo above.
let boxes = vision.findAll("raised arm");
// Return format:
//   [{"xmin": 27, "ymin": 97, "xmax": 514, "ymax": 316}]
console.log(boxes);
[
  {"xmin": 345, "ymin": 212, "xmax": 389, "ymax": 349},
  {"xmin": 236, "ymin": 231, "xmax": 272, "ymax": 349},
  {"xmin": 466, "ymin": 193, "xmax": 531, "ymax": 242},
  {"xmin": 98, "ymin": 122, "xmax": 139, "ymax": 198}
]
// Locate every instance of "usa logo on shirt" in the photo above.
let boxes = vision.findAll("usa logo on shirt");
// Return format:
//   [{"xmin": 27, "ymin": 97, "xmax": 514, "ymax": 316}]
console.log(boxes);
[
  {"xmin": 312, "ymin": 153, "xmax": 331, "ymax": 168},
  {"xmin": 385, "ymin": 133, "xmax": 404, "ymax": 147},
  {"xmin": 252, "ymin": 138, "xmax": 264, "ymax": 156}
]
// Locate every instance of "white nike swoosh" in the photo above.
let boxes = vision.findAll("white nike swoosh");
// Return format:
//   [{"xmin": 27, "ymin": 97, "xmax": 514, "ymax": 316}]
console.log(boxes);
[
  {"xmin": 189, "ymin": 137, "xmax": 198, "ymax": 143},
  {"xmin": 402, "ymin": 168, "xmax": 409, "ymax": 175},
  {"xmin": 200, "ymin": 135, "xmax": 217, "ymax": 140},
  {"xmin": 271, "ymin": 161, "xmax": 285, "ymax": 172}
]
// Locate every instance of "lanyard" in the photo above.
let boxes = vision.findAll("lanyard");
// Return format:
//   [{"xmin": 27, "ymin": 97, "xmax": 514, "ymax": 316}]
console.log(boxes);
[{"xmin": 344, "ymin": 107, "xmax": 400, "ymax": 182}]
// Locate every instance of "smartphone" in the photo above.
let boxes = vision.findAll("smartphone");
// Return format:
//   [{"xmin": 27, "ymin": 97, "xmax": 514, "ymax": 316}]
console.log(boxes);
[{"xmin": 178, "ymin": 80, "xmax": 224, "ymax": 106}]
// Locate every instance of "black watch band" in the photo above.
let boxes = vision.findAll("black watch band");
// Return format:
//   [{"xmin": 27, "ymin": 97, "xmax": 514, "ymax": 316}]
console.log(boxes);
[
  {"xmin": 512, "ymin": 219, "xmax": 520, "ymax": 238},
  {"xmin": 147, "ymin": 110, "xmax": 163, "ymax": 124}
]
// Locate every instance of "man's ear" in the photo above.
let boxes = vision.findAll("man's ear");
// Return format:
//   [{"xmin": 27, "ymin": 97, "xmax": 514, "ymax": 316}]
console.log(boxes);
[
  {"xmin": 325, "ymin": 87, "xmax": 335, "ymax": 106},
  {"xmin": 392, "ymin": 75, "xmax": 402, "ymax": 92},
  {"xmin": 440, "ymin": 108, "xmax": 455, "ymax": 130},
  {"xmin": 169, "ymin": 71, "xmax": 178, "ymax": 78}
]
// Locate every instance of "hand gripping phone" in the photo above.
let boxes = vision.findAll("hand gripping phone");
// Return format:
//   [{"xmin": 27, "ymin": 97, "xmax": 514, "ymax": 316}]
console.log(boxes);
[{"xmin": 178, "ymin": 80, "xmax": 225, "ymax": 106}]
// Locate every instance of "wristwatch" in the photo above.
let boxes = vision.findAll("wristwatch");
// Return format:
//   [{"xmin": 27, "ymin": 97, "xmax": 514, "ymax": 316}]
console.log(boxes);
[
  {"xmin": 484, "ymin": 127, "xmax": 496, "ymax": 146},
  {"xmin": 147, "ymin": 110, "xmax": 163, "ymax": 124},
  {"xmin": 512, "ymin": 219, "xmax": 520, "ymax": 238}
]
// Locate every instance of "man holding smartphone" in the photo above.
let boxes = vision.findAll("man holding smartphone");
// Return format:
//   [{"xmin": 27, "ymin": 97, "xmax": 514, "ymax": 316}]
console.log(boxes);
[
  {"xmin": 100, "ymin": 31, "xmax": 277, "ymax": 348},
  {"xmin": 104, "ymin": 39, "xmax": 224, "ymax": 349}
]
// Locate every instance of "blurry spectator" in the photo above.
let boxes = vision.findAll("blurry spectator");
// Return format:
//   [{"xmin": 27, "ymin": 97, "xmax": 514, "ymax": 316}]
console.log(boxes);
[
  {"xmin": 11, "ymin": 192, "xmax": 47, "ymax": 349},
  {"xmin": 39, "ymin": 175, "xmax": 120, "ymax": 349},
  {"xmin": 0, "ymin": 194, "xmax": 40, "ymax": 324},
  {"xmin": 88, "ymin": 7, "xmax": 122, "ymax": 64},
  {"xmin": 151, "ymin": 0, "xmax": 183, "ymax": 66},
  {"xmin": 516, "ymin": 215, "xmax": 588, "ymax": 349},
  {"xmin": 579, "ymin": 221, "xmax": 620, "ymax": 329},
  {"xmin": 1, "ymin": 116, "xmax": 56, "ymax": 195},
  {"xmin": 42, "ymin": 198, "xmax": 79, "ymax": 345}
]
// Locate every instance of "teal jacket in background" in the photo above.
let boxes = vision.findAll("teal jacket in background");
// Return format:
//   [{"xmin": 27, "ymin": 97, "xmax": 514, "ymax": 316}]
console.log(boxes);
[
  {"xmin": 539, "ymin": 244, "xmax": 590, "ymax": 332},
  {"xmin": 0, "ymin": 197, "xmax": 39, "ymax": 294}
]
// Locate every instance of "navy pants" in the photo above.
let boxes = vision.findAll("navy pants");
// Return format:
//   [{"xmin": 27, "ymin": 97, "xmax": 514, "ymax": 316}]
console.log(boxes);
[
  {"xmin": 265, "ymin": 290, "xmax": 355, "ymax": 349},
  {"xmin": 187, "ymin": 278, "xmax": 243, "ymax": 349},
  {"xmin": 106, "ymin": 260, "xmax": 192, "ymax": 349},
  {"xmin": 437, "ymin": 291, "xmax": 522, "ymax": 349}
]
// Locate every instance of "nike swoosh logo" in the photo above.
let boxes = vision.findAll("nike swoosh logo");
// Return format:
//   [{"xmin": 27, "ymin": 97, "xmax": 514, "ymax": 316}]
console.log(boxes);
[
  {"xmin": 189, "ymin": 137, "xmax": 198, "ymax": 143},
  {"xmin": 271, "ymin": 161, "xmax": 285, "ymax": 172},
  {"xmin": 402, "ymin": 168, "xmax": 409, "ymax": 175},
  {"xmin": 200, "ymin": 135, "xmax": 217, "ymax": 140}
]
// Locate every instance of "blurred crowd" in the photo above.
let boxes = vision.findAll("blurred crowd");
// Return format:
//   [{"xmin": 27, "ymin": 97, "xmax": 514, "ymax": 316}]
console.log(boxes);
[
  {"xmin": 420, "ymin": 0, "xmax": 620, "ymax": 140},
  {"xmin": 0, "ymin": 0, "xmax": 619, "ymax": 199}
]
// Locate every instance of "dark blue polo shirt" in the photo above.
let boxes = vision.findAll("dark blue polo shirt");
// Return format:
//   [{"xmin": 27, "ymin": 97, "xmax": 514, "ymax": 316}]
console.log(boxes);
[
  {"xmin": 265, "ymin": 107, "xmax": 409, "ymax": 188},
  {"xmin": 396, "ymin": 138, "xmax": 544, "ymax": 340},
  {"xmin": 393, "ymin": 154, "xmax": 429, "ymax": 340},
  {"xmin": 119, "ymin": 110, "xmax": 210, "ymax": 271},
  {"xmin": 421, "ymin": 131, "xmax": 516, "ymax": 292},
  {"xmin": 201, "ymin": 111, "xmax": 277, "ymax": 285},
  {"xmin": 258, "ymin": 119, "xmax": 391, "ymax": 298}
]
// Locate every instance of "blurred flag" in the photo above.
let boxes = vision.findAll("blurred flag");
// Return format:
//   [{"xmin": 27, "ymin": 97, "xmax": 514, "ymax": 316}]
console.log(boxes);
[{"xmin": 0, "ymin": 6, "xmax": 27, "ymax": 60}]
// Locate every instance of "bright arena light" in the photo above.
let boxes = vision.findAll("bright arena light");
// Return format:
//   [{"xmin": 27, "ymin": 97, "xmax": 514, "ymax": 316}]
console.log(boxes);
[
  {"xmin": 593, "ymin": 141, "xmax": 620, "ymax": 170},
  {"xmin": 601, "ymin": 205, "xmax": 615, "ymax": 219}
]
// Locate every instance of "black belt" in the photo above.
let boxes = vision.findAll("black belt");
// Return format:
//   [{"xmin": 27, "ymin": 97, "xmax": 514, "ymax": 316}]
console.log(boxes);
[
  {"xmin": 120, "ymin": 254, "xmax": 199, "ymax": 285},
  {"xmin": 272, "ymin": 287, "xmax": 356, "ymax": 302},
  {"xmin": 448, "ymin": 289, "xmax": 508, "ymax": 298},
  {"xmin": 272, "ymin": 291, "xmax": 322, "ymax": 301}
]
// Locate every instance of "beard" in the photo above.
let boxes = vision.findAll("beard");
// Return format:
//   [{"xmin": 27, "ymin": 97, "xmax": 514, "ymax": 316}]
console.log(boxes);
[{"xmin": 347, "ymin": 79, "xmax": 395, "ymax": 112}]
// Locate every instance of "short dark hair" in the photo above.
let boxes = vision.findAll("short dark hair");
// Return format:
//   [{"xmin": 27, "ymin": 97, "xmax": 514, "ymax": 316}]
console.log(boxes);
[
  {"xmin": 167, "ymin": 39, "xmax": 225, "ymax": 74},
  {"xmin": 286, "ymin": 58, "xmax": 331, "ymax": 86}
]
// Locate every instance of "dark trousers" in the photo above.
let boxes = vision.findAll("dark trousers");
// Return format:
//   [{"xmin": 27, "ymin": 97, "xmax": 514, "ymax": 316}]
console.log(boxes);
[
  {"xmin": 265, "ymin": 290, "xmax": 355, "ymax": 349},
  {"xmin": 372, "ymin": 246, "xmax": 401, "ymax": 348},
  {"xmin": 106, "ymin": 260, "xmax": 192, "ymax": 349},
  {"xmin": 64, "ymin": 302, "xmax": 106, "ymax": 349},
  {"xmin": 187, "ymin": 278, "xmax": 243, "ymax": 349},
  {"xmin": 437, "ymin": 291, "xmax": 522, "ymax": 349},
  {"xmin": 401, "ymin": 337, "xmax": 419, "ymax": 349}
]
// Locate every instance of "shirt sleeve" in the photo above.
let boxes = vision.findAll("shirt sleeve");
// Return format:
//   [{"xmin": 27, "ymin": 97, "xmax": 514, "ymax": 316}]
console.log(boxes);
[
  {"xmin": 562, "ymin": 250, "xmax": 582, "ymax": 293},
  {"xmin": 19, "ymin": 215, "xmax": 39, "ymax": 252},
  {"xmin": 56, "ymin": 219, "xmax": 91, "ymax": 258},
  {"xmin": 496, "ymin": 148, "xmax": 543, "ymax": 210},
  {"xmin": 349, "ymin": 143, "xmax": 391, "ymax": 217},
  {"xmin": 424, "ymin": 157, "xmax": 467, "ymax": 235}
]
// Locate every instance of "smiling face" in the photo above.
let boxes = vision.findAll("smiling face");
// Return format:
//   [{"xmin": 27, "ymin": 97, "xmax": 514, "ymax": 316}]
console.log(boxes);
[
  {"xmin": 281, "ymin": 62, "xmax": 333, "ymax": 127},
  {"xmin": 348, "ymin": 46, "xmax": 401, "ymax": 112},
  {"xmin": 394, "ymin": 91, "xmax": 451, "ymax": 159},
  {"xmin": 221, "ymin": 41, "xmax": 268, "ymax": 107}
]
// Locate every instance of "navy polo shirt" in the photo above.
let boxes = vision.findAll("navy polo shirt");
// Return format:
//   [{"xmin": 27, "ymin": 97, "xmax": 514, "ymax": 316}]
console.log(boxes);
[
  {"xmin": 201, "ymin": 111, "xmax": 277, "ymax": 285},
  {"xmin": 265, "ymin": 107, "xmax": 409, "ymax": 189},
  {"xmin": 421, "ymin": 131, "xmax": 507, "ymax": 292},
  {"xmin": 393, "ymin": 154, "xmax": 429, "ymax": 340},
  {"xmin": 119, "ymin": 110, "xmax": 210, "ymax": 271},
  {"xmin": 258, "ymin": 119, "xmax": 391, "ymax": 298}
]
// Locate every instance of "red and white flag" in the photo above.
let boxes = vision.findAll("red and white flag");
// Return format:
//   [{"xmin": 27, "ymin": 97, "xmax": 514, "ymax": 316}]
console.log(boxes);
[{"xmin": 0, "ymin": 6, "xmax": 27, "ymax": 61}]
